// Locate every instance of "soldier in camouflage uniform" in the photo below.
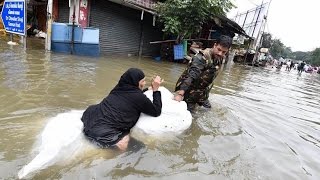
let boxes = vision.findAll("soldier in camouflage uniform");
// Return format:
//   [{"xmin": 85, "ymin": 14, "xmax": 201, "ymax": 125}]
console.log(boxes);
[{"xmin": 174, "ymin": 35, "xmax": 232, "ymax": 111}]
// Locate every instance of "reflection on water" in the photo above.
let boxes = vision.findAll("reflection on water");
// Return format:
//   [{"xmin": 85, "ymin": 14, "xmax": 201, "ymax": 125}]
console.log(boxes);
[{"xmin": 0, "ymin": 37, "xmax": 319, "ymax": 179}]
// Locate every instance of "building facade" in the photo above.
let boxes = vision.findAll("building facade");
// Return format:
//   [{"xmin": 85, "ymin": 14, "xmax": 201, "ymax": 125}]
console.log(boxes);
[{"xmin": 54, "ymin": 0, "xmax": 162, "ymax": 56}]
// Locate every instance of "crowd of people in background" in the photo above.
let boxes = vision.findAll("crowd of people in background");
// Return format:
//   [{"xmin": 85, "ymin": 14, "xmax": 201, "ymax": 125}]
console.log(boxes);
[{"xmin": 270, "ymin": 57, "xmax": 320, "ymax": 74}]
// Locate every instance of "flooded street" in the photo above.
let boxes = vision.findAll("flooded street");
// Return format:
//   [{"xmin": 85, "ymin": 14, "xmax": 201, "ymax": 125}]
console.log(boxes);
[{"xmin": 0, "ymin": 37, "xmax": 319, "ymax": 180}]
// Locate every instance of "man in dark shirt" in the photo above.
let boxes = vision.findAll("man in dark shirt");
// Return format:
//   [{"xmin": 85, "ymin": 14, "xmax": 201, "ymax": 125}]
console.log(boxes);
[
  {"xmin": 174, "ymin": 35, "xmax": 232, "ymax": 111},
  {"xmin": 298, "ymin": 61, "xmax": 306, "ymax": 73}
]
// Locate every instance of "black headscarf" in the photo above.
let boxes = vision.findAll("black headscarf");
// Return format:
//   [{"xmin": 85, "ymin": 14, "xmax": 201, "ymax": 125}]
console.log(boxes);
[{"xmin": 110, "ymin": 68, "xmax": 145, "ymax": 94}]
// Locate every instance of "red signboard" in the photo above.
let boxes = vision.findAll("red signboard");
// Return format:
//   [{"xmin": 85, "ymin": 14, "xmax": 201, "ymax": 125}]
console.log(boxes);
[{"xmin": 78, "ymin": 0, "xmax": 89, "ymax": 28}]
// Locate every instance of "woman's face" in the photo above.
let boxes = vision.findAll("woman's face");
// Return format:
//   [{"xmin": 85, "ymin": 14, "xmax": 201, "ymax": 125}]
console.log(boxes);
[{"xmin": 138, "ymin": 78, "xmax": 146, "ymax": 90}]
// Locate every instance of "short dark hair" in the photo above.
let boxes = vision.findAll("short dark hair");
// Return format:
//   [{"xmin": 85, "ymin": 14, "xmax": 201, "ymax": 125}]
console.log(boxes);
[{"xmin": 216, "ymin": 35, "xmax": 232, "ymax": 48}]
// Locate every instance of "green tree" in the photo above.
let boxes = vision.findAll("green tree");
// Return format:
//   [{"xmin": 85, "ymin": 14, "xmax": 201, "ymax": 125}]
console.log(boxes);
[
  {"xmin": 268, "ymin": 38, "xmax": 294, "ymax": 59},
  {"xmin": 292, "ymin": 51, "xmax": 307, "ymax": 60},
  {"xmin": 261, "ymin": 33, "xmax": 272, "ymax": 48},
  {"xmin": 269, "ymin": 39, "xmax": 284, "ymax": 59},
  {"xmin": 155, "ymin": 0, "xmax": 234, "ymax": 42},
  {"xmin": 310, "ymin": 48, "xmax": 320, "ymax": 66},
  {"xmin": 266, "ymin": 33, "xmax": 315, "ymax": 63},
  {"xmin": 291, "ymin": 51, "xmax": 311, "ymax": 62},
  {"xmin": 283, "ymin": 47, "xmax": 293, "ymax": 59}
]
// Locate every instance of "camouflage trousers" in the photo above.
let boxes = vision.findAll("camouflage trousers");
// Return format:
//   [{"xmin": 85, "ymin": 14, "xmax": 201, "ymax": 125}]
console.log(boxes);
[{"xmin": 184, "ymin": 87, "xmax": 210, "ymax": 105}]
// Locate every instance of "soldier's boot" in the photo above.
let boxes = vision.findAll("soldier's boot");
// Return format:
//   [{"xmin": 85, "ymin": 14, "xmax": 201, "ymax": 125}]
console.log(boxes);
[{"xmin": 201, "ymin": 99, "xmax": 212, "ymax": 109}]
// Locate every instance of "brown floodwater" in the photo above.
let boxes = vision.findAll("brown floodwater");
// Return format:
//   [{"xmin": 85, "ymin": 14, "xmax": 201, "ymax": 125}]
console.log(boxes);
[{"xmin": 0, "ymin": 36, "xmax": 319, "ymax": 179}]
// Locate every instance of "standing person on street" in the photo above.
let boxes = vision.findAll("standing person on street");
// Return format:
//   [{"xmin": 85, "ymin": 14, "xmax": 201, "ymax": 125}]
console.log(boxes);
[
  {"xmin": 289, "ymin": 60, "xmax": 295, "ymax": 71},
  {"xmin": 286, "ymin": 60, "xmax": 291, "ymax": 71},
  {"xmin": 173, "ymin": 35, "xmax": 232, "ymax": 111}
]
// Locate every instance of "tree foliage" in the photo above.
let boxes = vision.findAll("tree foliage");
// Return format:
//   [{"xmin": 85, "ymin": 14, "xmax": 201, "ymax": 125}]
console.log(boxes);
[
  {"xmin": 264, "ymin": 33, "xmax": 294, "ymax": 59},
  {"xmin": 155, "ymin": 0, "xmax": 234, "ymax": 42},
  {"xmin": 291, "ymin": 51, "xmax": 311, "ymax": 62},
  {"xmin": 266, "ymin": 33, "xmax": 315, "ymax": 64},
  {"xmin": 282, "ymin": 47, "xmax": 293, "ymax": 59},
  {"xmin": 261, "ymin": 33, "xmax": 272, "ymax": 48},
  {"xmin": 269, "ymin": 38, "xmax": 285, "ymax": 59},
  {"xmin": 310, "ymin": 48, "xmax": 320, "ymax": 66}
]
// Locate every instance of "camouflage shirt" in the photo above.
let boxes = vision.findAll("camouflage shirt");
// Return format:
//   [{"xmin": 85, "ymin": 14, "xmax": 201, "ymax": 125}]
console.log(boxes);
[{"xmin": 175, "ymin": 49, "xmax": 222, "ymax": 104}]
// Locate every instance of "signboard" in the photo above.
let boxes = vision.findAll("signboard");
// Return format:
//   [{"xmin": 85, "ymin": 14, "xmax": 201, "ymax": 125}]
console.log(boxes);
[
  {"xmin": 78, "ymin": 0, "xmax": 88, "ymax": 28},
  {"xmin": 1, "ymin": 0, "xmax": 26, "ymax": 35}
]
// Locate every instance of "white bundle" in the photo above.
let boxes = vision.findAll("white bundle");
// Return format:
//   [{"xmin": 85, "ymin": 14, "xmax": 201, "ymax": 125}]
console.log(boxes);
[{"xmin": 132, "ymin": 87, "xmax": 192, "ymax": 136}]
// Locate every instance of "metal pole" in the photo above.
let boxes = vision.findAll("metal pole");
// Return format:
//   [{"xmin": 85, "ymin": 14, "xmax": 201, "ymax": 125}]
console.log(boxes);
[
  {"xmin": 251, "ymin": 1, "xmax": 264, "ymax": 38},
  {"xmin": 257, "ymin": 18, "xmax": 266, "ymax": 49},
  {"xmin": 242, "ymin": 10, "xmax": 249, "ymax": 28},
  {"xmin": 71, "ymin": 4, "xmax": 75, "ymax": 54},
  {"xmin": 46, "ymin": 0, "xmax": 53, "ymax": 51},
  {"xmin": 243, "ymin": 42, "xmax": 250, "ymax": 65},
  {"xmin": 138, "ymin": 10, "xmax": 144, "ymax": 58},
  {"xmin": 248, "ymin": 14, "xmax": 255, "ymax": 38},
  {"xmin": 10, "ymin": 33, "xmax": 13, "ymax": 42}
]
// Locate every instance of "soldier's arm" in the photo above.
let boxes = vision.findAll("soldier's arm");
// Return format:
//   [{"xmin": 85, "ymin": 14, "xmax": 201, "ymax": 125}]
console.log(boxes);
[{"xmin": 179, "ymin": 55, "xmax": 206, "ymax": 92}]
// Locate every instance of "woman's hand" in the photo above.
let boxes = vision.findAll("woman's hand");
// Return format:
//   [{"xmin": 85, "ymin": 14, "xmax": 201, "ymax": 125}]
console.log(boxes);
[{"xmin": 151, "ymin": 75, "xmax": 163, "ymax": 91}]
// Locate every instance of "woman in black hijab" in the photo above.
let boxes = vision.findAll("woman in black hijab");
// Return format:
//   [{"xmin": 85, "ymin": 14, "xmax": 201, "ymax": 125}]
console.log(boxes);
[{"xmin": 81, "ymin": 68, "xmax": 163, "ymax": 150}]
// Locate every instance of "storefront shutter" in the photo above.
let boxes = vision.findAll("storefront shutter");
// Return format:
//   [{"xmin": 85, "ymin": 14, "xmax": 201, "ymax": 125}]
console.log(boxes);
[
  {"xmin": 58, "ymin": 0, "xmax": 70, "ymax": 23},
  {"xmin": 90, "ymin": 0, "xmax": 140, "ymax": 55},
  {"xmin": 89, "ymin": 0, "xmax": 161, "ymax": 56}
]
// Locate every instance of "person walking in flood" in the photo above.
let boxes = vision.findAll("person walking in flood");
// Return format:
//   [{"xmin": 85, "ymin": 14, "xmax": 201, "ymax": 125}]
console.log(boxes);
[
  {"xmin": 81, "ymin": 68, "xmax": 163, "ymax": 151},
  {"xmin": 286, "ymin": 60, "xmax": 291, "ymax": 71},
  {"xmin": 298, "ymin": 61, "xmax": 306, "ymax": 73},
  {"xmin": 173, "ymin": 35, "xmax": 232, "ymax": 111},
  {"xmin": 289, "ymin": 60, "xmax": 295, "ymax": 71}
]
